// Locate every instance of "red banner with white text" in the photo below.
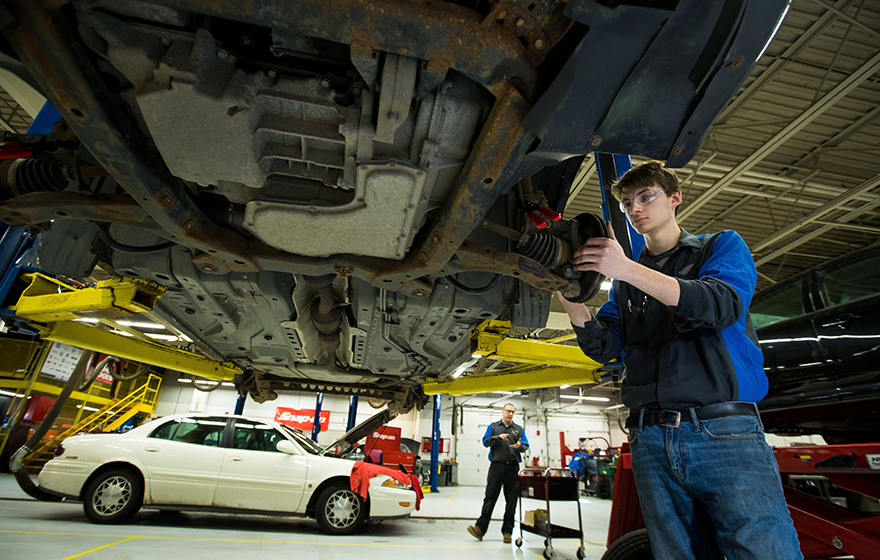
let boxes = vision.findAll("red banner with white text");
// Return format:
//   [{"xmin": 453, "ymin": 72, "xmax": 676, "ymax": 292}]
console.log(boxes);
[{"xmin": 275, "ymin": 407, "xmax": 331, "ymax": 430}]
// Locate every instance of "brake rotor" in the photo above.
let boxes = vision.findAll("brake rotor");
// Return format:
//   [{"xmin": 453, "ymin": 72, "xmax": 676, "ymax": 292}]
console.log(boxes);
[{"xmin": 567, "ymin": 213, "xmax": 609, "ymax": 303}]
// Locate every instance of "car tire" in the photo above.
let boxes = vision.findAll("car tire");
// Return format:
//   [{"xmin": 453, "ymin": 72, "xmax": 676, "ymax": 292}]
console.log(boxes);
[
  {"xmin": 83, "ymin": 467, "xmax": 143, "ymax": 524},
  {"xmin": 315, "ymin": 483, "xmax": 367, "ymax": 535},
  {"xmin": 601, "ymin": 529, "xmax": 651, "ymax": 560}
]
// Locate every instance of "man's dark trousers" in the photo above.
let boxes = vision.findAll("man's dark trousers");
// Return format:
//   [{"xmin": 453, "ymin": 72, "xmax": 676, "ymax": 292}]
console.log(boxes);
[{"xmin": 476, "ymin": 461, "xmax": 519, "ymax": 535}]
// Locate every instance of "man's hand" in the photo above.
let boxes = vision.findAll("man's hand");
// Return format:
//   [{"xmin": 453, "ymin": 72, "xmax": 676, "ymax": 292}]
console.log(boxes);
[
  {"xmin": 498, "ymin": 433, "xmax": 509, "ymax": 441},
  {"xmin": 510, "ymin": 440, "xmax": 522, "ymax": 449},
  {"xmin": 557, "ymin": 291, "xmax": 592, "ymax": 327},
  {"xmin": 572, "ymin": 221, "xmax": 633, "ymax": 281}
]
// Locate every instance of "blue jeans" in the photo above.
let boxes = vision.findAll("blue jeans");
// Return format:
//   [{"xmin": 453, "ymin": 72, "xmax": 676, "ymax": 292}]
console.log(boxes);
[{"xmin": 630, "ymin": 406, "xmax": 803, "ymax": 560}]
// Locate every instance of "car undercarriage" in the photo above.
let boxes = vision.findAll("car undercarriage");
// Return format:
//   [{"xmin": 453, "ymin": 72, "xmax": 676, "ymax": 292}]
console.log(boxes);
[{"xmin": 0, "ymin": 0, "xmax": 789, "ymax": 410}]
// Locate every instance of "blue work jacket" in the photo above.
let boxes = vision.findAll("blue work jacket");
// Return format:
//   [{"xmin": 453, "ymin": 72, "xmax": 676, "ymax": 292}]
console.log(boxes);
[
  {"xmin": 483, "ymin": 420, "xmax": 529, "ymax": 463},
  {"xmin": 573, "ymin": 229, "xmax": 766, "ymax": 410}
]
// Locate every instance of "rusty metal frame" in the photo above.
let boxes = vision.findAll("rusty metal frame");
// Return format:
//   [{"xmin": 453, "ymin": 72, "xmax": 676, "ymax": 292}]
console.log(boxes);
[
  {"xmin": 144, "ymin": 0, "xmax": 541, "ymax": 98},
  {"xmin": 1, "ymin": 0, "xmax": 572, "ymax": 297},
  {"xmin": 0, "ymin": 192, "xmax": 150, "ymax": 227}
]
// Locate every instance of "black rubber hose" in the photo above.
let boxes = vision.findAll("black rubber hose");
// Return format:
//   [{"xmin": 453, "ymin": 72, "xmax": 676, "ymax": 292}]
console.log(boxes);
[
  {"xmin": 442, "ymin": 274, "xmax": 501, "ymax": 294},
  {"xmin": 10, "ymin": 351, "xmax": 93, "ymax": 501},
  {"xmin": 192, "ymin": 378, "xmax": 221, "ymax": 392},
  {"xmin": 78, "ymin": 355, "xmax": 119, "ymax": 392},
  {"xmin": 112, "ymin": 362, "xmax": 151, "ymax": 382},
  {"xmin": 96, "ymin": 228, "xmax": 175, "ymax": 253}
]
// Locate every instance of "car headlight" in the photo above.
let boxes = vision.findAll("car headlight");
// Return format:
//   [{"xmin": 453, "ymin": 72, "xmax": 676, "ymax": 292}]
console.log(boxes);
[{"xmin": 381, "ymin": 477, "xmax": 410, "ymax": 489}]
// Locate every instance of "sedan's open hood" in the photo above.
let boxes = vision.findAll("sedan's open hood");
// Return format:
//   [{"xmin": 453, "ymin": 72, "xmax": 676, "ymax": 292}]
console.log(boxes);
[{"xmin": 319, "ymin": 409, "xmax": 395, "ymax": 456}]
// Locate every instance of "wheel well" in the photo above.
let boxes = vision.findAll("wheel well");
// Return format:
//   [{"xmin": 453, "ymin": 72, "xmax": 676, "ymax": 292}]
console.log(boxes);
[
  {"xmin": 305, "ymin": 476, "xmax": 370, "ymax": 518},
  {"xmin": 79, "ymin": 462, "xmax": 144, "ymax": 501}
]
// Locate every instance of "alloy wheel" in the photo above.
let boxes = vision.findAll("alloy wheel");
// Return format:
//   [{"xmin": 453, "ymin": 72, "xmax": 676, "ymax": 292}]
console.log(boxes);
[
  {"xmin": 91, "ymin": 476, "xmax": 132, "ymax": 516},
  {"xmin": 323, "ymin": 489, "xmax": 361, "ymax": 529}
]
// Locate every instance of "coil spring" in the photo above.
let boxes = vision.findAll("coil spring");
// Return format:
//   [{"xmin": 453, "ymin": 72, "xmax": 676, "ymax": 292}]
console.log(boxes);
[
  {"xmin": 9, "ymin": 159, "xmax": 68, "ymax": 194},
  {"xmin": 518, "ymin": 232, "xmax": 567, "ymax": 269}
]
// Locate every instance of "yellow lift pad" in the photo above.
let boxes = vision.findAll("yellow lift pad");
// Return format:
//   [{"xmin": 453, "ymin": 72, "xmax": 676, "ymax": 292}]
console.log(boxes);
[
  {"xmin": 10, "ymin": 273, "xmax": 166, "ymax": 322},
  {"xmin": 423, "ymin": 320, "xmax": 606, "ymax": 395}
]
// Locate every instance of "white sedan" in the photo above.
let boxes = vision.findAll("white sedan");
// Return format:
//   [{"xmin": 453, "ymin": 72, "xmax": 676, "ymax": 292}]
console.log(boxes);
[{"xmin": 37, "ymin": 411, "xmax": 417, "ymax": 534}]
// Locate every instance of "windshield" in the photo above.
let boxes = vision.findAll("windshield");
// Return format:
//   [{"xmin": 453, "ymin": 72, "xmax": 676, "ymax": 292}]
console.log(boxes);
[{"xmin": 280, "ymin": 425, "xmax": 324, "ymax": 455}]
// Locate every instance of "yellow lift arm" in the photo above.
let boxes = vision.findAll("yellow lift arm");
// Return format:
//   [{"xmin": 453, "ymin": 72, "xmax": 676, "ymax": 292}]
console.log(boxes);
[
  {"xmin": 9, "ymin": 272, "xmax": 240, "ymax": 381},
  {"xmin": 34, "ymin": 321, "xmax": 239, "ymax": 381},
  {"xmin": 423, "ymin": 320, "xmax": 607, "ymax": 395},
  {"xmin": 10, "ymin": 273, "xmax": 166, "ymax": 322}
]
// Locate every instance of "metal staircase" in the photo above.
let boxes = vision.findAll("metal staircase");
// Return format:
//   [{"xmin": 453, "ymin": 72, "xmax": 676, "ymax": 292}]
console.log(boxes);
[{"xmin": 21, "ymin": 373, "xmax": 162, "ymax": 469}]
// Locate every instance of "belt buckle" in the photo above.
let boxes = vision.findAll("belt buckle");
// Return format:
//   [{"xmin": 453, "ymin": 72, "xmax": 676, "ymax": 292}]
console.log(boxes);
[{"xmin": 660, "ymin": 410, "xmax": 681, "ymax": 428}]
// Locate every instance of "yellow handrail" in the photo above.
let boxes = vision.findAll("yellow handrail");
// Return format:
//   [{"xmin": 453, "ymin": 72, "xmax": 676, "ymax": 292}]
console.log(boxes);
[{"xmin": 22, "ymin": 373, "xmax": 162, "ymax": 465}]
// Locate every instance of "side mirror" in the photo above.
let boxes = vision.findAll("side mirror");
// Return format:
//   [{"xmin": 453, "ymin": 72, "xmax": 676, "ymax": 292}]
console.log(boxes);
[{"xmin": 276, "ymin": 440, "xmax": 298, "ymax": 455}]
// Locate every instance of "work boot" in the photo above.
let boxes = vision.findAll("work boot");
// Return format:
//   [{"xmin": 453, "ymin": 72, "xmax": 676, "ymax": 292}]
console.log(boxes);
[
  {"xmin": 468, "ymin": 525, "xmax": 483, "ymax": 541},
  {"xmin": 503, "ymin": 534, "xmax": 512, "ymax": 544}
]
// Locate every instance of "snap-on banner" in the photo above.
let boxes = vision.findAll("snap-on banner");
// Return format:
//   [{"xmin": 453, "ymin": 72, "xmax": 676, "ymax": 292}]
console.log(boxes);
[{"xmin": 274, "ymin": 407, "xmax": 331, "ymax": 430}]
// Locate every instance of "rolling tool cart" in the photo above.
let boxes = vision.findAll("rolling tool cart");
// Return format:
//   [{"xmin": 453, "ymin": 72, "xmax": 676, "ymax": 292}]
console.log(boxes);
[{"xmin": 516, "ymin": 467, "xmax": 586, "ymax": 559}]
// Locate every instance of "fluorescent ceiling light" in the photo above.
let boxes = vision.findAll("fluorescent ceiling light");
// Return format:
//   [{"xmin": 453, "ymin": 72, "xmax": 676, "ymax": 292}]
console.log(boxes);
[
  {"xmin": 221, "ymin": 382, "xmax": 235, "ymax": 387},
  {"xmin": 0, "ymin": 390, "xmax": 25, "ymax": 398},
  {"xmin": 178, "ymin": 378, "xmax": 192, "ymax": 383},
  {"xmin": 559, "ymin": 384, "xmax": 571, "ymax": 389},
  {"xmin": 76, "ymin": 405, "xmax": 99, "ymax": 412},
  {"xmin": 114, "ymin": 320, "xmax": 165, "ymax": 330},
  {"xmin": 560, "ymin": 395, "xmax": 610, "ymax": 402},
  {"xmin": 113, "ymin": 331, "xmax": 184, "ymax": 342}
]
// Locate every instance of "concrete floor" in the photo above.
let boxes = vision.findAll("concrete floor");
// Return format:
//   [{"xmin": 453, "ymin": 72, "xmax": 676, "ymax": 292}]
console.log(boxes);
[{"xmin": 0, "ymin": 474, "xmax": 612, "ymax": 560}]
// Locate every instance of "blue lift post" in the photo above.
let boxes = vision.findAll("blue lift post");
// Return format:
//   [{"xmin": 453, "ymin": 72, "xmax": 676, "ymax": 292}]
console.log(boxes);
[
  {"xmin": 430, "ymin": 394, "xmax": 441, "ymax": 492},
  {"xmin": 595, "ymin": 153, "xmax": 644, "ymax": 260},
  {"xmin": 26, "ymin": 101, "xmax": 62, "ymax": 135},
  {"xmin": 233, "ymin": 393, "xmax": 246, "ymax": 415},
  {"xmin": 346, "ymin": 395, "xmax": 359, "ymax": 431},
  {"xmin": 311, "ymin": 392, "xmax": 324, "ymax": 442}
]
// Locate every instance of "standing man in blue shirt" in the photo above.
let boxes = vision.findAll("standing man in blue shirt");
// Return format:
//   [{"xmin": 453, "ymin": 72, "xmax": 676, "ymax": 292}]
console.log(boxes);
[
  {"xmin": 468, "ymin": 403, "xmax": 529, "ymax": 544},
  {"xmin": 557, "ymin": 160, "xmax": 802, "ymax": 559}
]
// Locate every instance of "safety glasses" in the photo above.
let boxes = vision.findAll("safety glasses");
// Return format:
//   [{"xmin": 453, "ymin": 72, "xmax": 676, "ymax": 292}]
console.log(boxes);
[{"xmin": 619, "ymin": 187, "xmax": 665, "ymax": 215}]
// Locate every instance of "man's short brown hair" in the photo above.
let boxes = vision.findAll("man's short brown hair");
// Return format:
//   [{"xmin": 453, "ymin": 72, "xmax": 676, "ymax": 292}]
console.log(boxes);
[{"xmin": 611, "ymin": 160, "xmax": 681, "ymax": 201}]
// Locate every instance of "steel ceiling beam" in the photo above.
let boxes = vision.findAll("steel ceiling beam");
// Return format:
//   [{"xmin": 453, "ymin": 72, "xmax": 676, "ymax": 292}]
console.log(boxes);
[
  {"xmin": 807, "ymin": 0, "xmax": 880, "ymax": 40},
  {"xmin": 679, "ymin": 48, "xmax": 880, "ymax": 222},
  {"xmin": 752, "ymin": 174, "xmax": 880, "ymax": 253},
  {"xmin": 756, "ymin": 194, "xmax": 880, "ymax": 266},
  {"xmin": 697, "ymin": 169, "xmax": 822, "ymax": 233},
  {"xmin": 789, "ymin": 105, "xmax": 880, "ymax": 169}
]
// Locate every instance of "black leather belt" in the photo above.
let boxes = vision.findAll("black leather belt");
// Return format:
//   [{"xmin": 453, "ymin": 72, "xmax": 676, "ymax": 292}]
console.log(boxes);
[{"xmin": 626, "ymin": 402, "xmax": 759, "ymax": 430}]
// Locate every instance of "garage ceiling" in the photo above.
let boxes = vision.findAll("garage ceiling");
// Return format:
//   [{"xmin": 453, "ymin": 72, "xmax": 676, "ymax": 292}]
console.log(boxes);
[{"xmin": 565, "ymin": 0, "xmax": 880, "ymax": 293}]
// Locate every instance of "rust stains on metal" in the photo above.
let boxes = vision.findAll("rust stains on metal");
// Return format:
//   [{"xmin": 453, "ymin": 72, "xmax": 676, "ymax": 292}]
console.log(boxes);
[
  {"xmin": 142, "ymin": 0, "xmax": 540, "ymax": 97},
  {"xmin": 0, "ymin": 192, "xmax": 150, "ymax": 227}
]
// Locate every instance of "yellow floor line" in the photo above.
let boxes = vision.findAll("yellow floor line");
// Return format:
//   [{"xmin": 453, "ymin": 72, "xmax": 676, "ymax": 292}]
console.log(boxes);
[
  {"xmin": 444, "ymin": 488, "xmax": 462, "ymax": 505},
  {"xmin": 2, "ymin": 529, "xmax": 603, "ymax": 551},
  {"xmin": 60, "ymin": 536, "xmax": 138, "ymax": 560}
]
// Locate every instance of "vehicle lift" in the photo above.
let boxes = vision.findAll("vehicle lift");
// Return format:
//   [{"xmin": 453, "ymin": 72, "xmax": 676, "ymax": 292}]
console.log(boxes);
[
  {"xmin": 4, "ymin": 271, "xmax": 240, "ymax": 382},
  {"xmin": 423, "ymin": 319, "xmax": 608, "ymax": 396}
]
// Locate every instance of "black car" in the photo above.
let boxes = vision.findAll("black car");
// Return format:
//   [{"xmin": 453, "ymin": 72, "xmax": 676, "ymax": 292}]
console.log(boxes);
[{"xmin": 751, "ymin": 245, "xmax": 880, "ymax": 444}]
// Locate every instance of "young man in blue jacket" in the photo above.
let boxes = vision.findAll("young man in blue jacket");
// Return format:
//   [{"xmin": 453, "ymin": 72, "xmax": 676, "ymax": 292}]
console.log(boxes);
[
  {"xmin": 557, "ymin": 160, "xmax": 802, "ymax": 559},
  {"xmin": 468, "ymin": 403, "xmax": 529, "ymax": 543}
]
